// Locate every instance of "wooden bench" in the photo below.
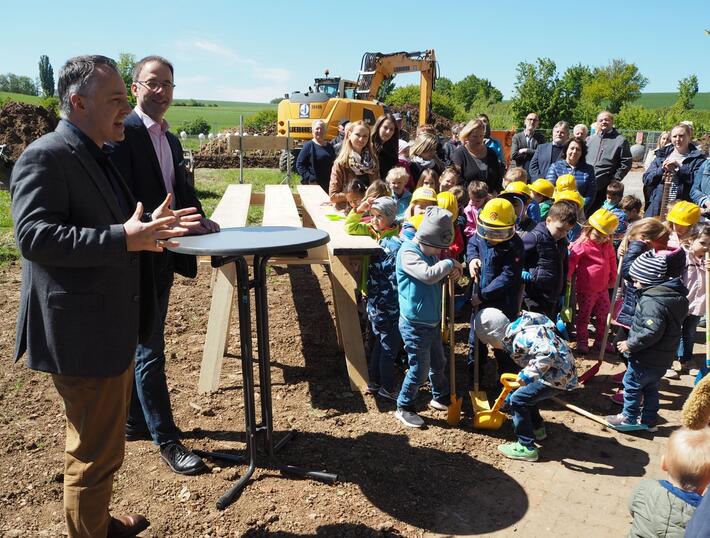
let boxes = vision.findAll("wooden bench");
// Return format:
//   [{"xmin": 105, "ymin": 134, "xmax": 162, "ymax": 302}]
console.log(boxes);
[{"xmin": 197, "ymin": 183, "xmax": 381, "ymax": 394}]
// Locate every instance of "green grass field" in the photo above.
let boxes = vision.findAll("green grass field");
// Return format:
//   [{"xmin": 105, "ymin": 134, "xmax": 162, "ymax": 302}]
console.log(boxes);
[
  {"xmin": 0, "ymin": 91, "xmax": 43, "ymax": 105},
  {"xmin": 0, "ymin": 92, "xmax": 275, "ymax": 133},
  {"xmin": 634, "ymin": 92, "xmax": 710, "ymax": 109},
  {"xmin": 167, "ymin": 100, "xmax": 275, "ymax": 132}
]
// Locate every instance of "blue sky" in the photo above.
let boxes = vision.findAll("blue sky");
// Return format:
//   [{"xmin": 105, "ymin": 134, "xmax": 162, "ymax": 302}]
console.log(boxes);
[{"xmin": 5, "ymin": 1, "xmax": 709, "ymax": 103}]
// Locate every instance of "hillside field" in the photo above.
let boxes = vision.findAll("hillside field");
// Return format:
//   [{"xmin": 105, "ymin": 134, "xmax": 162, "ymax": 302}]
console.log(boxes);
[{"xmin": 0, "ymin": 92, "xmax": 275, "ymax": 133}]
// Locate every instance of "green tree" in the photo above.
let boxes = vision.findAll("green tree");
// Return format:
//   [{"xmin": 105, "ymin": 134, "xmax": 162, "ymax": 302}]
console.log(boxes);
[
  {"xmin": 581, "ymin": 59, "xmax": 648, "ymax": 113},
  {"xmin": 435, "ymin": 77, "xmax": 454, "ymax": 97},
  {"xmin": 510, "ymin": 58, "xmax": 566, "ymax": 128},
  {"xmin": 674, "ymin": 74, "xmax": 699, "ymax": 111},
  {"xmin": 385, "ymin": 85, "xmax": 421, "ymax": 107},
  {"xmin": 117, "ymin": 52, "xmax": 136, "ymax": 106},
  {"xmin": 38, "ymin": 55, "xmax": 54, "ymax": 97},
  {"xmin": 557, "ymin": 64, "xmax": 593, "ymax": 122},
  {"xmin": 0, "ymin": 73, "xmax": 38, "ymax": 96},
  {"xmin": 385, "ymin": 85, "xmax": 464, "ymax": 120},
  {"xmin": 376, "ymin": 76, "xmax": 396, "ymax": 102},
  {"xmin": 452, "ymin": 74, "xmax": 503, "ymax": 112}
]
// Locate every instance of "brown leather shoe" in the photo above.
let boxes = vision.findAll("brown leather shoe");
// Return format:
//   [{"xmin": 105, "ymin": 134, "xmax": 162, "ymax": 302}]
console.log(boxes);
[{"xmin": 107, "ymin": 513, "xmax": 149, "ymax": 537}]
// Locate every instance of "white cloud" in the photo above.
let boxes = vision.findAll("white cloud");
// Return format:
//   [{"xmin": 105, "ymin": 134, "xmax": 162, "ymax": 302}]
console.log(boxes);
[{"xmin": 189, "ymin": 38, "xmax": 292, "ymax": 85}]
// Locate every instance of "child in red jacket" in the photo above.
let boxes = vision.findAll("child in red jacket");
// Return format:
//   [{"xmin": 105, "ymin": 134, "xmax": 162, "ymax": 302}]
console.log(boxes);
[{"xmin": 568, "ymin": 208, "xmax": 619, "ymax": 354}]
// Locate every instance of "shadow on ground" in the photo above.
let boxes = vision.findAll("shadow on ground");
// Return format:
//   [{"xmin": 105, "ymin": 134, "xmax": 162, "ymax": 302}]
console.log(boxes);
[{"xmin": 197, "ymin": 429, "xmax": 528, "ymax": 536}]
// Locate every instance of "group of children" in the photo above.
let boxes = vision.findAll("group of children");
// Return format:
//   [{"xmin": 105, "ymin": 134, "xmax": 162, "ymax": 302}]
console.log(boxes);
[{"xmin": 339, "ymin": 154, "xmax": 710, "ymax": 528}]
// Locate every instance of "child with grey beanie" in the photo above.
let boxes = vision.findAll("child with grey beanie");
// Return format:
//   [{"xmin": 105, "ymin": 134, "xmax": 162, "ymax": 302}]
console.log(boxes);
[{"xmin": 394, "ymin": 206, "xmax": 463, "ymax": 428}]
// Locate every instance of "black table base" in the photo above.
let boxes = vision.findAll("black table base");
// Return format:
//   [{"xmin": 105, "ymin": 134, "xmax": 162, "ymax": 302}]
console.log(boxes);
[{"xmin": 198, "ymin": 254, "xmax": 337, "ymax": 510}]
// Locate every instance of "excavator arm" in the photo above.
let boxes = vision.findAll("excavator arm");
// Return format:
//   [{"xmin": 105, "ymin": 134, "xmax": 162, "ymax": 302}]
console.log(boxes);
[{"xmin": 355, "ymin": 50, "xmax": 437, "ymax": 125}]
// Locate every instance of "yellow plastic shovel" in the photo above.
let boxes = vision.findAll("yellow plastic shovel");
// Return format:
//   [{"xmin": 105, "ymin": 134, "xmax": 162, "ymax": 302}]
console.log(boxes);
[{"xmin": 474, "ymin": 373, "xmax": 520, "ymax": 430}]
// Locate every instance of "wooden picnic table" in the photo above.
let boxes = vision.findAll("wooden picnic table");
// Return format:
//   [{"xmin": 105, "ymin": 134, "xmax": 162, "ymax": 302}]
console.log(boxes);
[{"xmin": 197, "ymin": 183, "xmax": 381, "ymax": 394}]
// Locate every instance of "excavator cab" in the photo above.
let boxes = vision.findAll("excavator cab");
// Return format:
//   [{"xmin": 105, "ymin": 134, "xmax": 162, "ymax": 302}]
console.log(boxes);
[{"xmin": 313, "ymin": 77, "xmax": 358, "ymax": 99}]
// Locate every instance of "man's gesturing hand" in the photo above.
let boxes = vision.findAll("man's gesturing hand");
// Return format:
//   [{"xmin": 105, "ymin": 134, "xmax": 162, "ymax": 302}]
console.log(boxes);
[
  {"xmin": 152, "ymin": 193, "xmax": 219, "ymax": 235},
  {"xmin": 124, "ymin": 201, "xmax": 189, "ymax": 252}
]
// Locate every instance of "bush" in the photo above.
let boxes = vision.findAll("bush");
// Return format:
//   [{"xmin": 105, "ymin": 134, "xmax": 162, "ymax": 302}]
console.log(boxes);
[
  {"xmin": 243, "ymin": 109, "xmax": 277, "ymax": 133},
  {"xmin": 177, "ymin": 117, "xmax": 211, "ymax": 135},
  {"xmin": 40, "ymin": 96, "xmax": 59, "ymax": 116}
]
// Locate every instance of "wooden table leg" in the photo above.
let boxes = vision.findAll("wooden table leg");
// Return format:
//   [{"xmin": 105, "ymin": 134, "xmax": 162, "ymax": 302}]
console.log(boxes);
[
  {"xmin": 198, "ymin": 263, "xmax": 236, "ymax": 394},
  {"xmin": 327, "ymin": 255, "xmax": 369, "ymax": 392}
]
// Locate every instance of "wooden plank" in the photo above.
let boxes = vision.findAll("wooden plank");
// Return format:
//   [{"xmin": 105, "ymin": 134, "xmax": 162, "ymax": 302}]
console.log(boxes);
[
  {"xmin": 226, "ymin": 135, "xmax": 289, "ymax": 152},
  {"xmin": 328, "ymin": 255, "xmax": 369, "ymax": 392},
  {"xmin": 210, "ymin": 184, "xmax": 252, "ymax": 228},
  {"xmin": 263, "ymin": 185, "xmax": 301, "ymax": 227},
  {"xmin": 296, "ymin": 185, "xmax": 382, "ymax": 256},
  {"xmin": 198, "ymin": 263, "xmax": 236, "ymax": 394}
]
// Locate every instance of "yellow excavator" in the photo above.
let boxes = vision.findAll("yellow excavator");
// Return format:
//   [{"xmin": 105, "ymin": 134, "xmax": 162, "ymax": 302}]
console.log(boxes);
[{"xmin": 277, "ymin": 50, "xmax": 437, "ymax": 167}]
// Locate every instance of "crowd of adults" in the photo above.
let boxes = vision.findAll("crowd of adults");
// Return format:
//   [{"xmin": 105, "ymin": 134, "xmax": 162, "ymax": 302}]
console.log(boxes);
[{"xmin": 296, "ymin": 107, "xmax": 710, "ymax": 220}]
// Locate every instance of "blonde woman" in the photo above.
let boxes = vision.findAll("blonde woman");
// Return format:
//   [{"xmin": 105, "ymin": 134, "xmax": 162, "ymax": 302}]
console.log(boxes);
[
  {"xmin": 329, "ymin": 120, "xmax": 379, "ymax": 209},
  {"xmin": 451, "ymin": 119, "xmax": 504, "ymax": 193}
]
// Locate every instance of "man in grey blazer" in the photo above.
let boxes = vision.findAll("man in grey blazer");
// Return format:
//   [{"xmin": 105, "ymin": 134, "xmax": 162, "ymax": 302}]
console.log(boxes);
[
  {"xmin": 10, "ymin": 55, "xmax": 197, "ymax": 538},
  {"xmin": 510, "ymin": 113, "xmax": 545, "ymax": 175}
]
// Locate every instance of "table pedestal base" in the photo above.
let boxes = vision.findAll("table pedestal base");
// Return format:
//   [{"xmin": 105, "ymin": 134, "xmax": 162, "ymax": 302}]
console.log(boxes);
[{"xmin": 200, "ymin": 254, "xmax": 337, "ymax": 510}]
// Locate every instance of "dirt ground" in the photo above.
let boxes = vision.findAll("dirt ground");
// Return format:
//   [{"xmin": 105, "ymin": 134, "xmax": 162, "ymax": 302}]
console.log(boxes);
[{"xmin": 0, "ymin": 260, "xmax": 697, "ymax": 537}]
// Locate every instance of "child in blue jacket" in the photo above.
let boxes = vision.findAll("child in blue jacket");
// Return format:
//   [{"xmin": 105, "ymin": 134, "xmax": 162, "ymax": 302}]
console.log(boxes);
[
  {"xmin": 395, "ymin": 206, "xmax": 463, "ymax": 428},
  {"xmin": 345, "ymin": 196, "xmax": 402, "ymax": 401},
  {"xmin": 522, "ymin": 201, "xmax": 577, "ymax": 319},
  {"xmin": 467, "ymin": 198, "xmax": 524, "ymax": 393}
]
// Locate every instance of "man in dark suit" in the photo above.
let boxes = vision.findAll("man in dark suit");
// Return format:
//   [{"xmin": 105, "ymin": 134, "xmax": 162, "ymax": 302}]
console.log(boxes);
[
  {"xmin": 11, "ymin": 55, "xmax": 196, "ymax": 538},
  {"xmin": 529, "ymin": 120, "xmax": 570, "ymax": 180},
  {"xmin": 510, "ymin": 113, "xmax": 545, "ymax": 174},
  {"xmin": 111, "ymin": 56, "xmax": 219, "ymax": 476}
]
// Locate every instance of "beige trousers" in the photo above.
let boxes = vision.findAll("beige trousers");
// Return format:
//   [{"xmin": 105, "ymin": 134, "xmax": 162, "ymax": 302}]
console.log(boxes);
[{"xmin": 51, "ymin": 363, "xmax": 133, "ymax": 538}]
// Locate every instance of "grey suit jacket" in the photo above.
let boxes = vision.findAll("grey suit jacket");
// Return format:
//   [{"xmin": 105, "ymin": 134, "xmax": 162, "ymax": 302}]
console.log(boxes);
[
  {"xmin": 510, "ymin": 131, "xmax": 545, "ymax": 170},
  {"xmin": 10, "ymin": 120, "xmax": 153, "ymax": 377}
]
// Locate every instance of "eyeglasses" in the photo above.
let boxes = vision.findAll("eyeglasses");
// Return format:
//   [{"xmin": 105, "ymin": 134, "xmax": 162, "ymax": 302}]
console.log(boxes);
[{"xmin": 137, "ymin": 80, "xmax": 175, "ymax": 91}]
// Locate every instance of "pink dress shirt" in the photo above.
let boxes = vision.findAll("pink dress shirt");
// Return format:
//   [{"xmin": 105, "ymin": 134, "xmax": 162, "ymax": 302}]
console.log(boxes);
[{"xmin": 134, "ymin": 106, "xmax": 176, "ymax": 207}]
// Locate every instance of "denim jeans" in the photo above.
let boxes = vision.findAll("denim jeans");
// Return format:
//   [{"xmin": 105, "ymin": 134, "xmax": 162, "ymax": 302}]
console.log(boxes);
[
  {"xmin": 678, "ymin": 314, "xmax": 700, "ymax": 364},
  {"xmin": 508, "ymin": 381, "xmax": 561, "ymax": 448},
  {"xmin": 368, "ymin": 315, "xmax": 401, "ymax": 392},
  {"xmin": 623, "ymin": 359, "xmax": 667, "ymax": 427},
  {"xmin": 397, "ymin": 318, "xmax": 449, "ymax": 410},
  {"xmin": 128, "ymin": 253, "xmax": 179, "ymax": 445}
]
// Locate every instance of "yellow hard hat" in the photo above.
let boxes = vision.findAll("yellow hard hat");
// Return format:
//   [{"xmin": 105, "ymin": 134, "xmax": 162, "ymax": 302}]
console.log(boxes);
[
  {"xmin": 588, "ymin": 208, "xmax": 619, "ymax": 236},
  {"xmin": 555, "ymin": 174, "xmax": 577, "ymax": 193},
  {"xmin": 411, "ymin": 187, "xmax": 438, "ymax": 204},
  {"xmin": 406, "ymin": 213, "xmax": 425, "ymax": 230},
  {"xmin": 436, "ymin": 191, "xmax": 459, "ymax": 220},
  {"xmin": 553, "ymin": 190, "xmax": 584, "ymax": 209},
  {"xmin": 530, "ymin": 178, "xmax": 554, "ymax": 199},
  {"xmin": 504, "ymin": 181, "xmax": 532, "ymax": 199},
  {"xmin": 667, "ymin": 200, "xmax": 701, "ymax": 227},
  {"xmin": 477, "ymin": 198, "xmax": 516, "ymax": 243}
]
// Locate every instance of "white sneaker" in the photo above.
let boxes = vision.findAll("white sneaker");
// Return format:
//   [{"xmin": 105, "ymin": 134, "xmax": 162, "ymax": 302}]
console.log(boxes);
[
  {"xmin": 428, "ymin": 399, "xmax": 448, "ymax": 411},
  {"xmin": 664, "ymin": 369, "xmax": 680, "ymax": 380}
]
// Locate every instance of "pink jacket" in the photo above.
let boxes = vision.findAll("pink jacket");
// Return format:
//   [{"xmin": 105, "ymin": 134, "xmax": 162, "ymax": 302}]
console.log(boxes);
[
  {"xmin": 683, "ymin": 248, "xmax": 706, "ymax": 316},
  {"xmin": 568, "ymin": 238, "xmax": 617, "ymax": 293},
  {"xmin": 463, "ymin": 201, "xmax": 480, "ymax": 238}
]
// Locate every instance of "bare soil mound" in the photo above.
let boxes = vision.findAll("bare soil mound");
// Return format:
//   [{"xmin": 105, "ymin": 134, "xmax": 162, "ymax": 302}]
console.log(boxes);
[{"xmin": 0, "ymin": 102, "xmax": 58, "ymax": 162}]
